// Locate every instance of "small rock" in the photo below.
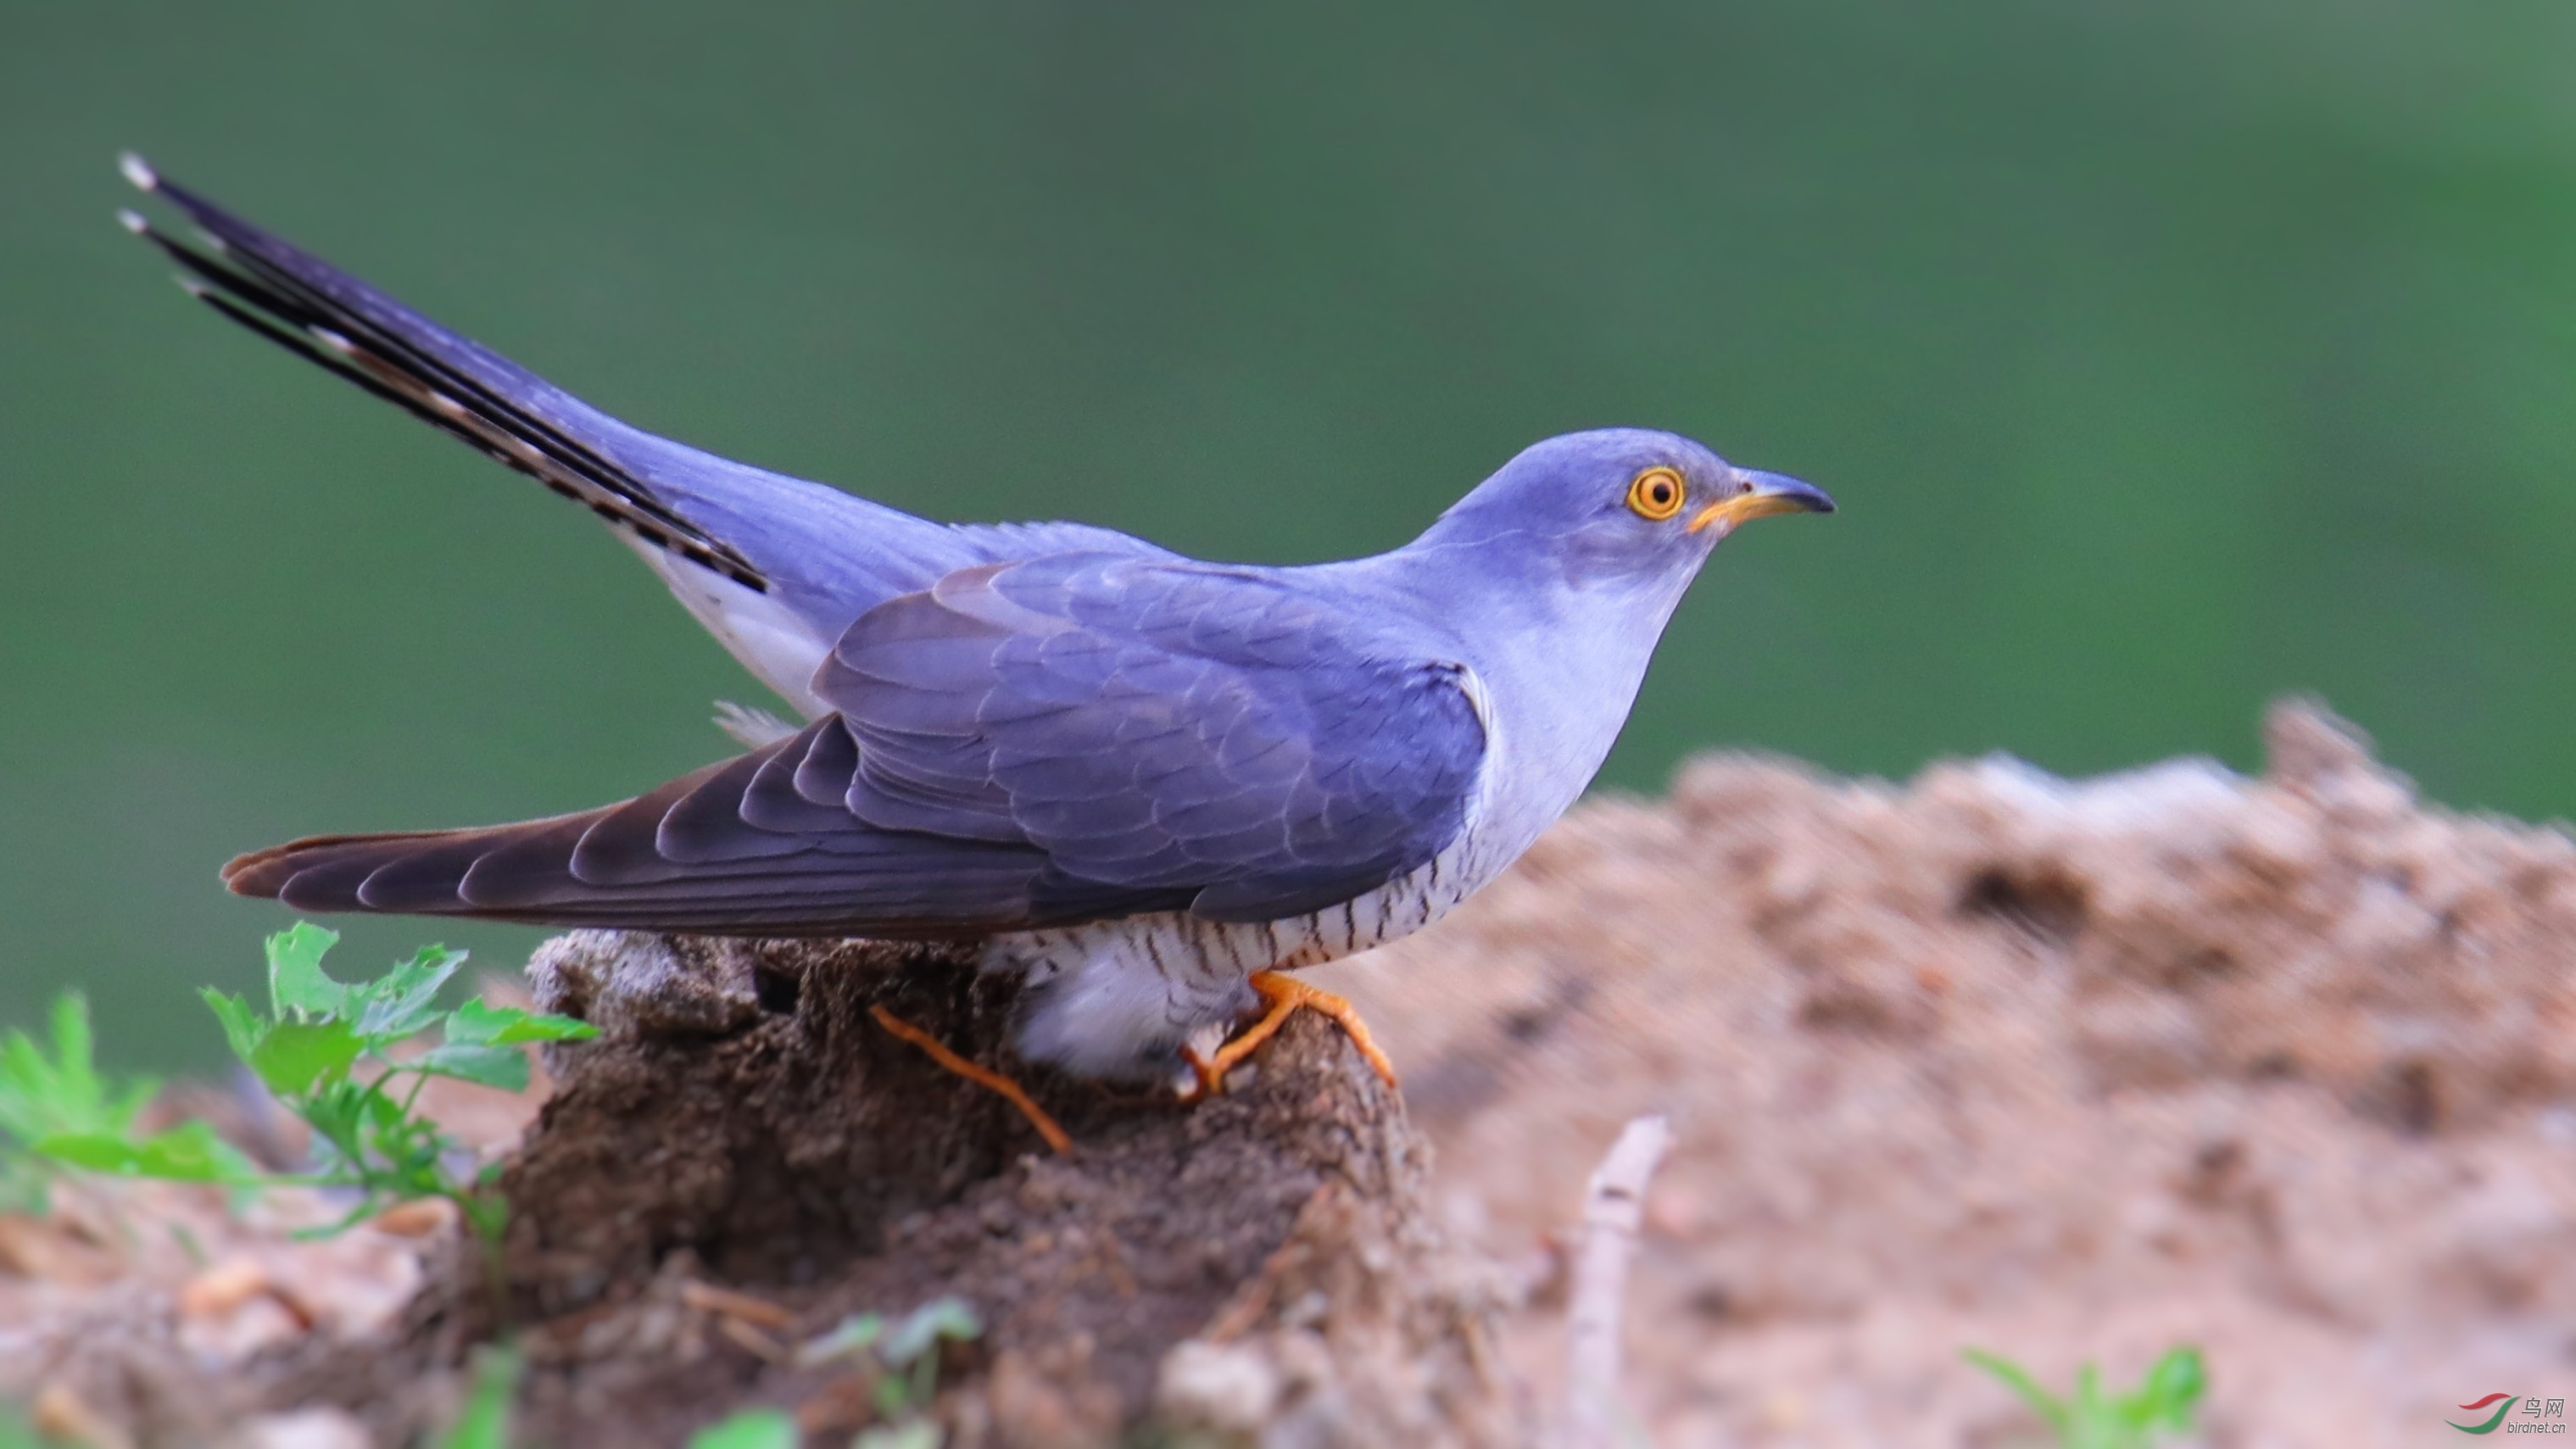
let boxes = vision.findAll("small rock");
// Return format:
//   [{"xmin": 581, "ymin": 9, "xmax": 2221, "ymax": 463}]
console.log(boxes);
[
  {"xmin": 369, "ymin": 1198, "xmax": 459, "ymax": 1239},
  {"xmin": 178, "ymin": 1258, "xmax": 272, "ymax": 1321},
  {"xmin": 527, "ymin": 932, "xmax": 761, "ymax": 1039},
  {"xmin": 32, "ymin": 1383, "xmax": 132, "ymax": 1449},
  {"xmin": 1157, "ymin": 1340, "xmax": 1282, "ymax": 1435},
  {"xmin": 230, "ymin": 1407, "xmax": 374, "ymax": 1449}
]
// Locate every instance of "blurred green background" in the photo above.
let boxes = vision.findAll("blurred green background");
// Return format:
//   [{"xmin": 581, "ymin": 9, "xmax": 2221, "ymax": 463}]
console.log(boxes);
[{"xmin": 4, "ymin": 3, "xmax": 2573, "ymax": 1067}]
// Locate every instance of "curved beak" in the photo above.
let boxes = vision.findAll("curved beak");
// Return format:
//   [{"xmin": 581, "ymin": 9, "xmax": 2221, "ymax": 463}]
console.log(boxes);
[{"xmin": 1686, "ymin": 470, "xmax": 1837, "ymax": 535}]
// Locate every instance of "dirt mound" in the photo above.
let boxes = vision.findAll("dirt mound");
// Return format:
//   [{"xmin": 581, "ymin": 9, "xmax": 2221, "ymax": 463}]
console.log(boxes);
[
  {"xmin": 6, "ymin": 701, "xmax": 2570, "ymax": 1447},
  {"xmin": 1313, "ymin": 701, "xmax": 2576, "ymax": 1446},
  {"xmin": 247, "ymin": 933, "xmax": 1516, "ymax": 1449}
]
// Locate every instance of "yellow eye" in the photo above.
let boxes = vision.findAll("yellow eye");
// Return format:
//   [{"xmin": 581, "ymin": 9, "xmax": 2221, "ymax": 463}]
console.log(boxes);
[{"xmin": 1625, "ymin": 466, "xmax": 1687, "ymax": 521}]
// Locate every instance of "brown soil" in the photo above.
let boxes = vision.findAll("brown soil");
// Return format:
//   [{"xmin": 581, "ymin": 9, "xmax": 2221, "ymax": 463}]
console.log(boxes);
[
  {"xmin": 1310, "ymin": 701, "xmax": 2576, "ymax": 1446},
  {"xmin": 6, "ymin": 701, "xmax": 2572, "ymax": 1447},
  {"xmin": 263, "ymin": 933, "xmax": 1513, "ymax": 1449}
]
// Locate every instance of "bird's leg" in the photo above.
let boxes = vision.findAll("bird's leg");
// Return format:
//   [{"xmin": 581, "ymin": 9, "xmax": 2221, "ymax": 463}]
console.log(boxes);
[
  {"xmin": 1184, "ymin": 970, "xmax": 1401, "ymax": 1099},
  {"xmin": 869, "ymin": 1004, "xmax": 1072, "ymax": 1155}
]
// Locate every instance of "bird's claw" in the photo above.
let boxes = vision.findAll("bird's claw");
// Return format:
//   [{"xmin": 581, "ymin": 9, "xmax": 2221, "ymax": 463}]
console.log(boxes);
[{"xmin": 1180, "ymin": 970, "xmax": 1400, "ymax": 1101}]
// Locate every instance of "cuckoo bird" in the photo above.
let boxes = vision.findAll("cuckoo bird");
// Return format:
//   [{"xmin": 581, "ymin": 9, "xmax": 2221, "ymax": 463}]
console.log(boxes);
[{"xmin": 118, "ymin": 156, "xmax": 1832, "ymax": 1122}]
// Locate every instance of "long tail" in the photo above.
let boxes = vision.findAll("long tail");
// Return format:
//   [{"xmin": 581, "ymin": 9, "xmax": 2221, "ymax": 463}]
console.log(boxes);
[{"xmin": 116, "ymin": 153, "xmax": 772, "ymax": 591}]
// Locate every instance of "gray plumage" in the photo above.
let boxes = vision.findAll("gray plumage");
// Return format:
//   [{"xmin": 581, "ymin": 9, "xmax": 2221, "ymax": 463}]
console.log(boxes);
[{"xmin": 123, "ymin": 156, "xmax": 1831, "ymax": 1080}]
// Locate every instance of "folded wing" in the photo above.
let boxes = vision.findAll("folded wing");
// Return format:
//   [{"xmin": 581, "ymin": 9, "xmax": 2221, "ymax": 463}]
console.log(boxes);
[{"xmin": 226, "ymin": 555, "xmax": 1488, "ymax": 934}]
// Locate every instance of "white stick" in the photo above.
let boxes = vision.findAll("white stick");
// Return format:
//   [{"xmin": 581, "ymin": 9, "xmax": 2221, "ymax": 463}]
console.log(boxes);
[{"xmin": 1562, "ymin": 1113, "xmax": 1675, "ymax": 1449}]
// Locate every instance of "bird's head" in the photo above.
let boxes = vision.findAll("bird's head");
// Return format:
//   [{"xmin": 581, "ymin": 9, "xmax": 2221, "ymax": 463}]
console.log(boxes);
[{"xmin": 1417, "ymin": 428, "xmax": 1833, "ymax": 602}]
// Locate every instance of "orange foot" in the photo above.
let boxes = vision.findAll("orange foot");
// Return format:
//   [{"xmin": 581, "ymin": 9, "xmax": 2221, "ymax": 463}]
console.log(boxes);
[
  {"xmin": 1184, "ymin": 970, "xmax": 1401, "ymax": 1100},
  {"xmin": 869, "ymin": 1004, "xmax": 1073, "ymax": 1155}
]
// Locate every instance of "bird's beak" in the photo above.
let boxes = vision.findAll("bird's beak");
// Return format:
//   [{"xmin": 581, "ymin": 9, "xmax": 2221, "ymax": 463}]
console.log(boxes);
[{"xmin": 1686, "ymin": 471, "xmax": 1837, "ymax": 535}]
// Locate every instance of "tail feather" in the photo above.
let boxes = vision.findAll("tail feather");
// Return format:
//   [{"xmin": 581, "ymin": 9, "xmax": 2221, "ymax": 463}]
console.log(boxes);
[
  {"xmin": 215, "ymin": 716, "xmax": 1159, "ymax": 939},
  {"xmin": 118, "ymin": 154, "xmax": 768, "ymax": 590},
  {"xmin": 114, "ymin": 156, "xmax": 1188, "ymax": 716}
]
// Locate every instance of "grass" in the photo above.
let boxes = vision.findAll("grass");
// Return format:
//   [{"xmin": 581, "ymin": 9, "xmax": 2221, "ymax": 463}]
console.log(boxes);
[
  {"xmin": 0, "ymin": 993, "xmax": 162, "ymax": 1213},
  {"xmin": 1962, "ymin": 1344, "xmax": 2205, "ymax": 1449}
]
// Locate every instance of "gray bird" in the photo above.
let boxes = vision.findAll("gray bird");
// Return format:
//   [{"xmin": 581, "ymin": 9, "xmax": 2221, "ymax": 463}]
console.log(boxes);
[{"xmin": 120, "ymin": 156, "xmax": 1832, "ymax": 1097}]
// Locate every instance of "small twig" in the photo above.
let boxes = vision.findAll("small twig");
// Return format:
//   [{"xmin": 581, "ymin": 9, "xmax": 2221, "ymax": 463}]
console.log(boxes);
[
  {"xmin": 716, "ymin": 1316, "xmax": 794, "ymax": 1364},
  {"xmin": 680, "ymin": 1278, "xmax": 798, "ymax": 1331},
  {"xmin": 1562, "ymin": 1114, "xmax": 1674, "ymax": 1449}
]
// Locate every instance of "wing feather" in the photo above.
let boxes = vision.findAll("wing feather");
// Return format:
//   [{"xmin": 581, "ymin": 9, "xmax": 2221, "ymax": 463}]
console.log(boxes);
[
  {"xmin": 821, "ymin": 553, "xmax": 1487, "ymax": 923},
  {"xmin": 226, "ymin": 557, "xmax": 1485, "ymax": 934}
]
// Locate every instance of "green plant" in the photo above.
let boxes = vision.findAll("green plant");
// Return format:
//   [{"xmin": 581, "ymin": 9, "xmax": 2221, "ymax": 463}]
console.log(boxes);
[
  {"xmin": 793, "ymin": 1295, "xmax": 981, "ymax": 1447},
  {"xmin": 1963, "ymin": 1345, "xmax": 2205, "ymax": 1449},
  {"xmin": 0, "ymin": 992, "xmax": 169, "ymax": 1212},
  {"xmin": 0, "ymin": 1405, "xmax": 74, "ymax": 1449},
  {"xmin": 34, "ymin": 923, "xmax": 594, "ymax": 1257},
  {"xmin": 687, "ymin": 1408, "xmax": 800, "ymax": 1449},
  {"xmin": 433, "ymin": 1346, "xmax": 527, "ymax": 1449}
]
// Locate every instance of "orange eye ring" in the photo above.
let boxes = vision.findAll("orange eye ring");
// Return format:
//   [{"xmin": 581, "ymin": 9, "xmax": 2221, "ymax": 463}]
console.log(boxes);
[{"xmin": 1625, "ymin": 466, "xmax": 1687, "ymax": 521}]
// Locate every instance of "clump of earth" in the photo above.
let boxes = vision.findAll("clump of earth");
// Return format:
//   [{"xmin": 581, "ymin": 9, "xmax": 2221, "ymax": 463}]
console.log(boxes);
[{"xmin": 5, "ymin": 701, "xmax": 2568, "ymax": 1447}]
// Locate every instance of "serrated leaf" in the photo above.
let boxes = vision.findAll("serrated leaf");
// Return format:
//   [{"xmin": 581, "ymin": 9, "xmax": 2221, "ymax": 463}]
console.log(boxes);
[
  {"xmin": 443, "ymin": 999, "xmax": 599, "ymax": 1048},
  {"xmin": 415, "ymin": 1043, "xmax": 531, "ymax": 1092},
  {"xmin": 248, "ymin": 1019, "xmax": 362, "ymax": 1097},
  {"xmin": 266, "ymin": 922, "xmax": 347, "ymax": 1020},
  {"xmin": 298, "ymin": 1079, "xmax": 371, "ymax": 1146},
  {"xmin": 355, "ymin": 946, "xmax": 466, "ymax": 1044},
  {"xmin": 36, "ymin": 1122, "xmax": 258, "ymax": 1184},
  {"xmin": 686, "ymin": 1408, "xmax": 799, "ymax": 1449},
  {"xmin": 201, "ymin": 989, "xmax": 266, "ymax": 1064}
]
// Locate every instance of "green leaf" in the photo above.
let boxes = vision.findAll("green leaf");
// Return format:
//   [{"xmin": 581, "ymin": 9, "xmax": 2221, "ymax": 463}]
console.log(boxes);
[
  {"xmin": 2133, "ymin": 1346, "xmax": 2205, "ymax": 1431},
  {"xmin": 795, "ymin": 1312, "xmax": 886, "ymax": 1368},
  {"xmin": 882, "ymin": 1296, "xmax": 981, "ymax": 1368},
  {"xmin": 45, "ymin": 994, "xmax": 98, "ymax": 1108},
  {"xmin": 248, "ymin": 1019, "xmax": 363, "ymax": 1098},
  {"xmin": 36, "ymin": 1122, "xmax": 258, "ymax": 1184},
  {"xmin": 442, "ymin": 1000, "xmax": 599, "ymax": 1048},
  {"xmin": 686, "ymin": 1408, "xmax": 799, "ymax": 1449},
  {"xmin": 2070, "ymin": 1363, "xmax": 2104, "ymax": 1438},
  {"xmin": 432, "ymin": 1345, "xmax": 522, "ymax": 1449},
  {"xmin": 266, "ymin": 922, "xmax": 347, "ymax": 1020},
  {"xmin": 415, "ymin": 1043, "xmax": 531, "ymax": 1092},
  {"xmin": 201, "ymin": 989, "xmax": 266, "ymax": 1064},
  {"xmin": 354, "ymin": 945, "xmax": 466, "ymax": 1044},
  {"xmin": 0, "ymin": 994, "xmax": 159, "ymax": 1145},
  {"xmin": 106, "ymin": 1077, "xmax": 159, "ymax": 1137},
  {"xmin": 1963, "ymin": 1348, "xmax": 2070, "ymax": 1435}
]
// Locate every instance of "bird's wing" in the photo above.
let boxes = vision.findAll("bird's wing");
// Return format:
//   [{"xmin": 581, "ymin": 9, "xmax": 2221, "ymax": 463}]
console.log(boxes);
[
  {"xmin": 817, "ymin": 553, "xmax": 1491, "ymax": 922},
  {"xmin": 116, "ymin": 156, "xmax": 994, "ymax": 711},
  {"xmin": 226, "ymin": 555, "xmax": 1490, "ymax": 933}
]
